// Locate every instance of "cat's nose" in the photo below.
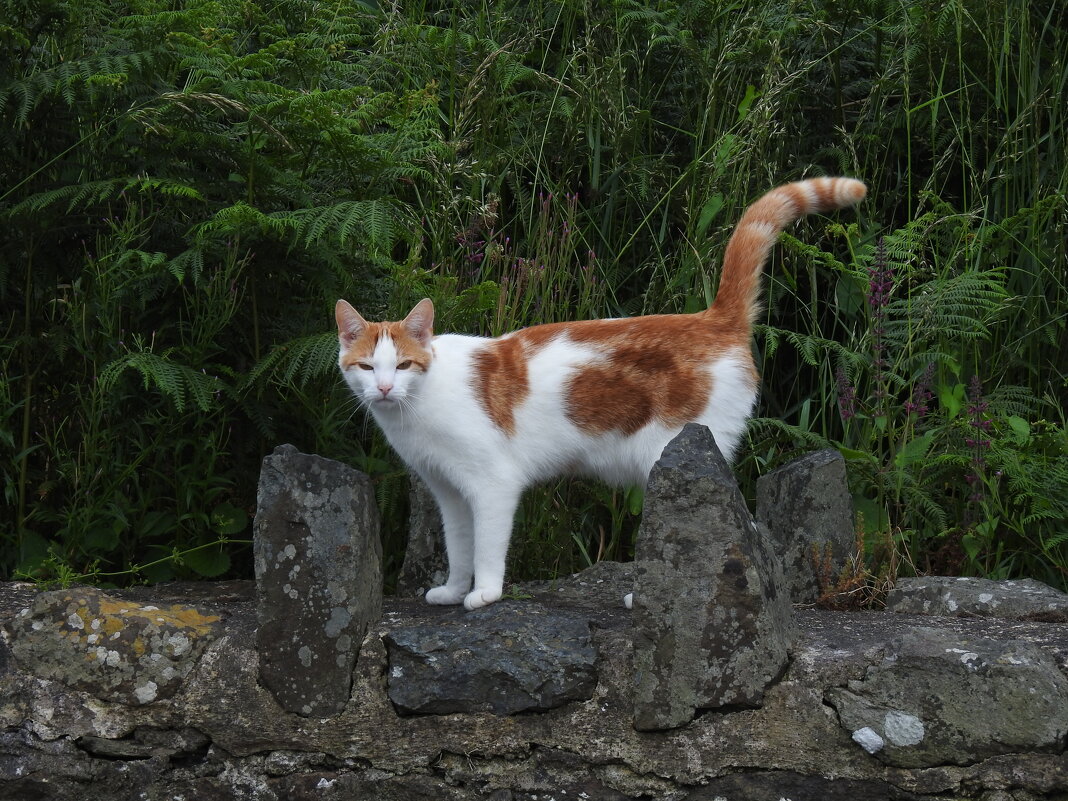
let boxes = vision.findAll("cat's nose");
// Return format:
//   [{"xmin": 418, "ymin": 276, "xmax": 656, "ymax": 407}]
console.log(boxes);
[{"xmin": 377, "ymin": 382, "xmax": 393, "ymax": 396}]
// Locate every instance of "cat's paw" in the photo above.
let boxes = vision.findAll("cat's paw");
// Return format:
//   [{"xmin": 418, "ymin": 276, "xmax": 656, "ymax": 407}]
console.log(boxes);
[
  {"xmin": 463, "ymin": 586, "xmax": 503, "ymax": 611},
  {"xmin": 424, "ymin": 585, "xmax": 467, "ymax": 605}
]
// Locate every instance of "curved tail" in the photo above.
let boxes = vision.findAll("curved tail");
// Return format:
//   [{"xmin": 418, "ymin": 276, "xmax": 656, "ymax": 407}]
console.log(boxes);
[{"xmin": 706, "ymin": 177, "xmax": 866, "ymax": 326}]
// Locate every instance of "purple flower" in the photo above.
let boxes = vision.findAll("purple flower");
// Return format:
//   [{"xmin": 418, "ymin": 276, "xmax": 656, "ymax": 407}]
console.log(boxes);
[
  {"xmin": 866, "ymin": 238, "xmax": 894, "ymax": 310},
  {"xmin": 967, "ymin": 375, "xmax": 990, "ymax": 423},
  {"xmin": 836, "ymin": 367, "xmax": 857, "ymax": 421},
  {"xmin": 905, "ymin": 362, "xmax": 935, "ymax": 418}
]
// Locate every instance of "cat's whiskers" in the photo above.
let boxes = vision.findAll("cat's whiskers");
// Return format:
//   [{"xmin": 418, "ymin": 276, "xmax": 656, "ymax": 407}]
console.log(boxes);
[{"xmin": 386, "ymin": 391, "xmax": 425, "ymax": 424}]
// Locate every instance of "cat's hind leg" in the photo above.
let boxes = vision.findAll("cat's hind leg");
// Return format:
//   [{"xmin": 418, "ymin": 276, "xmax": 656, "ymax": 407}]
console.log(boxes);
[{"xmin": 419, "ymin": 474, "xmax": 475, "ymax": 606}]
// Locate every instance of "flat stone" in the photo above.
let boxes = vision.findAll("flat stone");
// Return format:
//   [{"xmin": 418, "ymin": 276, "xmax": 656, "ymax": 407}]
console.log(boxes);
[
  {"xmin": 395, "ymin": 474, "xmax": 448, "ymax": 597},
  {"xmin": 76, "ymin": 726, "xmax": 209, "ymax": 761},
  {"xmin": 253, "ymin": 444, "xmax": 382, "ymax": 717},
  {"xmin": 886, "ymin": 576, "xmax": 1068, "ymax": 620},
  {"xmin": 384, "ymin": 602, "xmax": 597, "ymax": 715},
  {"xmin": 631, "ymin": 424, "xmax": 797, "ymax": 730},
  {"xmin": 756, "ymin": 448, "xmax": 855, "ymax": 603},
  {"xmin": 826, "ymin": 626, "xmax": 1068, "ymax": 768},
  {"xmin": 685, "ymin": 769, "xmax": 928, "ymax": 800},
  {"xmin": 3, "ymin": 586, "xmax": 221, "ymax": 705}
]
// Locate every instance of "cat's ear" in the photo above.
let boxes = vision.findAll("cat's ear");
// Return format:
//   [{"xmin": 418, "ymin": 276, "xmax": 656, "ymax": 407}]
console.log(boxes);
[
  {"xmin": 402, "ymin": 298, "xmax": 434, "ymax": 347},
  {"xmin": 335, "ymin": 300, "xmax": 368, "ymax": 349}
]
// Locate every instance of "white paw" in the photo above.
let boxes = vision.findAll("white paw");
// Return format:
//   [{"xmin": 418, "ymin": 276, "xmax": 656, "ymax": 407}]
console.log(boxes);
[
  {"xmin": 424, "ymin": 585, "xmax": 467, "ymax": 605},
  {"xmin": 463, "ymin": 586, "xmax": 503, "ymax": 611},
  {"xmin": 623, "ymin": 592, "xmax": 634, "ymax": 610}
]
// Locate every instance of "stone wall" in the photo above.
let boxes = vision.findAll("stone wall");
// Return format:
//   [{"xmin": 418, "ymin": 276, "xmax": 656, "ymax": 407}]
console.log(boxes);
[{"xmin": 2, "ymin": 437, "xmax": 1067, "ymax": 801}]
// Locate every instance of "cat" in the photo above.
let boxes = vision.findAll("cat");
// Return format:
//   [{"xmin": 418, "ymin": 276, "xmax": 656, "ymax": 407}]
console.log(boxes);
[{"xmin": 336, "ymin": 177, "xmax": 866, "ymax": 611}]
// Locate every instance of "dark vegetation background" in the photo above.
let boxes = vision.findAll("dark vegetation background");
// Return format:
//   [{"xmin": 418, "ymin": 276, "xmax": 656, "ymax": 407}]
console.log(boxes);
[{"xmin": 2, "ymin": 0, "xmax": 1065, "ymax": 591}]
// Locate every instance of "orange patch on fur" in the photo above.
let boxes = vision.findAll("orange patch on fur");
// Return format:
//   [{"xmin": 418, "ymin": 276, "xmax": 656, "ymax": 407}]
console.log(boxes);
[
  {"xmin": 564, "ymin": 315, "xmax": 730, "ymax": 435},
  {"xmin": 473, "ymin": 336, "xmax": 530, "ymax": 435},
  {"xmin": 491, "ymin": 313, "xmax": 750, "ymax": 437},
  {"xmin": 385, "ymin": 321, "xmax": 433, "ymax": 371},
  {"xmin": 340, "ymin": 322, "xmax": 432, "ymax": 371}
]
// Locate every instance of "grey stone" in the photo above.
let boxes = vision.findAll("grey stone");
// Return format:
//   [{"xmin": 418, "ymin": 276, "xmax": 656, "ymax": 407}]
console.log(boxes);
[
  {"xmin": 684, "ymin": 770, "xmax": 927, "ymax": 800},
  {"xmin": 756, "ymin": 448, "xmax": 855, "ymax": 603},
  {"xmin": 384, "ymin": 601, "xmax": 597, "ymax": 715},
  {"xmin": 253, "ymin": 444, "xmax": 382, "ymax": 717},
  {"xmin": 0, "ymin": 726, "xmax": 95, "ymax": 791},
  {"xmin": 77, "ymin": 726, "xmax": 209, "ymax": 761},
  {"xmin": 3, "ymin": 586, "xmax": 222, "ymax": 705},
  {"xmin": 4, "ymin": 573, "xmax": 1068, "ymax": 800},
  {"xmin": 826, "ymin": 626, "xmax": 1068, "ymax": 768},
  {"xmin": 631, "ymin": 424, "xmax": 797, "ymax": 730},
  {"xmin": 887, "ymin": 576, "xmax": 1068, "ymax": 620},
  {"xmin": 395, "ymin": 474, "xmax": 448, "ymax": 597},
  {"xmin": 269, "ymin": 771, "xmax": 476, "ymax": 800}
]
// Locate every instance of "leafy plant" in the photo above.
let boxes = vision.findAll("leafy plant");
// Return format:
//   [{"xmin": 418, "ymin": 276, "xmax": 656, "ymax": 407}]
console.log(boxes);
[{"xmin": 2, "ymin": 0, "xmax": 1065, "ymax": 590}]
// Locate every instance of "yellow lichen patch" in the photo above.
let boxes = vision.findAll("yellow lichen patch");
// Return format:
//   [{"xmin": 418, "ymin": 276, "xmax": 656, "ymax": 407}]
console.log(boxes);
[
  {"xmin": 13, "ymin": 587, "xmax": 224, "ymax": 706},
  {"xmin": 161, "ymin": 603, "xmax": 222, "ymax": 635},
  {"xmin": 91, "ymin": 596, "xmax": 221, "ymax": 638}
]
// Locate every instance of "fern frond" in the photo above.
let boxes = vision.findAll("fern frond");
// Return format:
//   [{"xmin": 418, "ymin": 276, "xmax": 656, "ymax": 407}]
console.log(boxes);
[
  {"xmin": 2, "ymin": 50, "xmax": 168, "ymax": 124},
  {"xmin": 757, "ymin": 324, "xmax": 862, "ymax": 368},
  {"xmin": 1039, "ymin": 525, "xmax": 1068, "ymax": 551},
  {"xmin": 286, "ymin": 198, "xmax": 415, "ymax": 254},
  {"xmin": 7, "ymin": 179, "xmax": 121, "ymax": 217},
  {"xmin": 99, "ymin": 352, "xmax": 226, "ymax": 413},
  {"xmin": 882, "ymin": 268, "xmax": 1009, "ymax": 348},
  {"xmin": 194, "ymin": 202, "xmax": 296, "ymax": 242},
  {"xmin": 747, "ymin": 416, "xmax": 831, "ymax": 451},
  {"xmin": 126, "ymin": 176, "xmax": 204, "ymax": 201},
  {"xmin": 893, "ymin": 470, "xmax": 948, "ymax": 532},
  {"xmin": 986, "ymin": 385, "xmax": 1042, "ymax": 418},
  {"xmin": 246, "ymin": 333, "xmax": 339, "ymax": 390},
  {"xmin": 167, "ymin": 249, "xmax": 205, "ymax": 284}
]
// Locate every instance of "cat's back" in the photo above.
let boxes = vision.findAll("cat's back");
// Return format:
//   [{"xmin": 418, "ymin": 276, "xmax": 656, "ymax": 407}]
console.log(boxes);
[{"xmin": 463, "ymin": 310, "xmax": 755, "ymax": 442}]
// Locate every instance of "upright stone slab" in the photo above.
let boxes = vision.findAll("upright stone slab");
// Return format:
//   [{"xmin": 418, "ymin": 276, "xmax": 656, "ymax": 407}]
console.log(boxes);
[
  {"xmin": 631, "ymin": 424, "xmax": 797, "ymax": 731},
  {"xmin": 253, "ymin": 444, "xmax": 382, "ymax": 717},
  {"xmin": 756, "ymin": 449, "xmax": 855, "ymax": 603},
  {"xmin": 395, "ymin": 475, "xmax": 448, "ymax": 598}
]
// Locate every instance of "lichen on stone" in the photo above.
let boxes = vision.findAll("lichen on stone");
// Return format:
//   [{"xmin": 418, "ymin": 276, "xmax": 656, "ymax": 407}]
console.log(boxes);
[{"xmin": 5, "ymin": 586, "xmax": 222, "ymax": 706}]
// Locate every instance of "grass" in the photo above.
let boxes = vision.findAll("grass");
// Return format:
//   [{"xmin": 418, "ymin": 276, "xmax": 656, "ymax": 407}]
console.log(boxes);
[{"xmin": 1, "ymin": 0, "xmax": 1064, "ymax": 588}]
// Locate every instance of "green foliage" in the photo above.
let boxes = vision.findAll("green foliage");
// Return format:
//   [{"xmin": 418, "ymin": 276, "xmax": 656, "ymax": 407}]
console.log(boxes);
[
  {"xmin": 747, "ymin": 205, "xmax": 1067, "ymax": 587},
  {"xmin": 2, "ymin": 0, "xmax": 1065, "ymax": 589}
]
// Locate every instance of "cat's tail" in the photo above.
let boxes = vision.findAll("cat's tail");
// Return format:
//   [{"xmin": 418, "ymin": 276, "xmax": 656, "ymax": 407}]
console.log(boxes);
[{"xmin": 706, "ymin": 177, "xmax": 866, "ymax": 326}]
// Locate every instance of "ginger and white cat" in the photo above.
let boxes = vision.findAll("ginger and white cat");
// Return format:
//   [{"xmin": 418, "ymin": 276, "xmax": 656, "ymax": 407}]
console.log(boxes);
[{"xmin": 336, "ymin": 177, "xmax": 866, "ymax": 610}]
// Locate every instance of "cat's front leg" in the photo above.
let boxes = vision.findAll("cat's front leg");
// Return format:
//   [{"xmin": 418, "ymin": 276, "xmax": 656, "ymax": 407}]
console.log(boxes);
[
  {"xmin": 419, "ymin": 474, "xmax": 474, "ymax": 605},
  {"xmin": 464, "ymin": 488, "xmax": 522, "ymax": 611},
  {"xmin": 425, "ymin": 585, "xmax": 469, "ymax": 605}
]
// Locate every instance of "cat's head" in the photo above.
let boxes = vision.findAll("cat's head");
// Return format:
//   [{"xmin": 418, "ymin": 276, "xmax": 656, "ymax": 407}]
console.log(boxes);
[{"xmin": 335, "ymin": 298, "xmax": 434, "ymax": 410}]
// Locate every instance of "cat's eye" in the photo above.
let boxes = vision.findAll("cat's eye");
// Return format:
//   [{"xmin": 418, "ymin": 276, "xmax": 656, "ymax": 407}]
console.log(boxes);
[
  {"xmin": 397, "ymin": 360, "xmax": 413, "ymax": 370},
  {"xmin": 357, "ymin": 363, "xmax": 374, "ymax": 371}
]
